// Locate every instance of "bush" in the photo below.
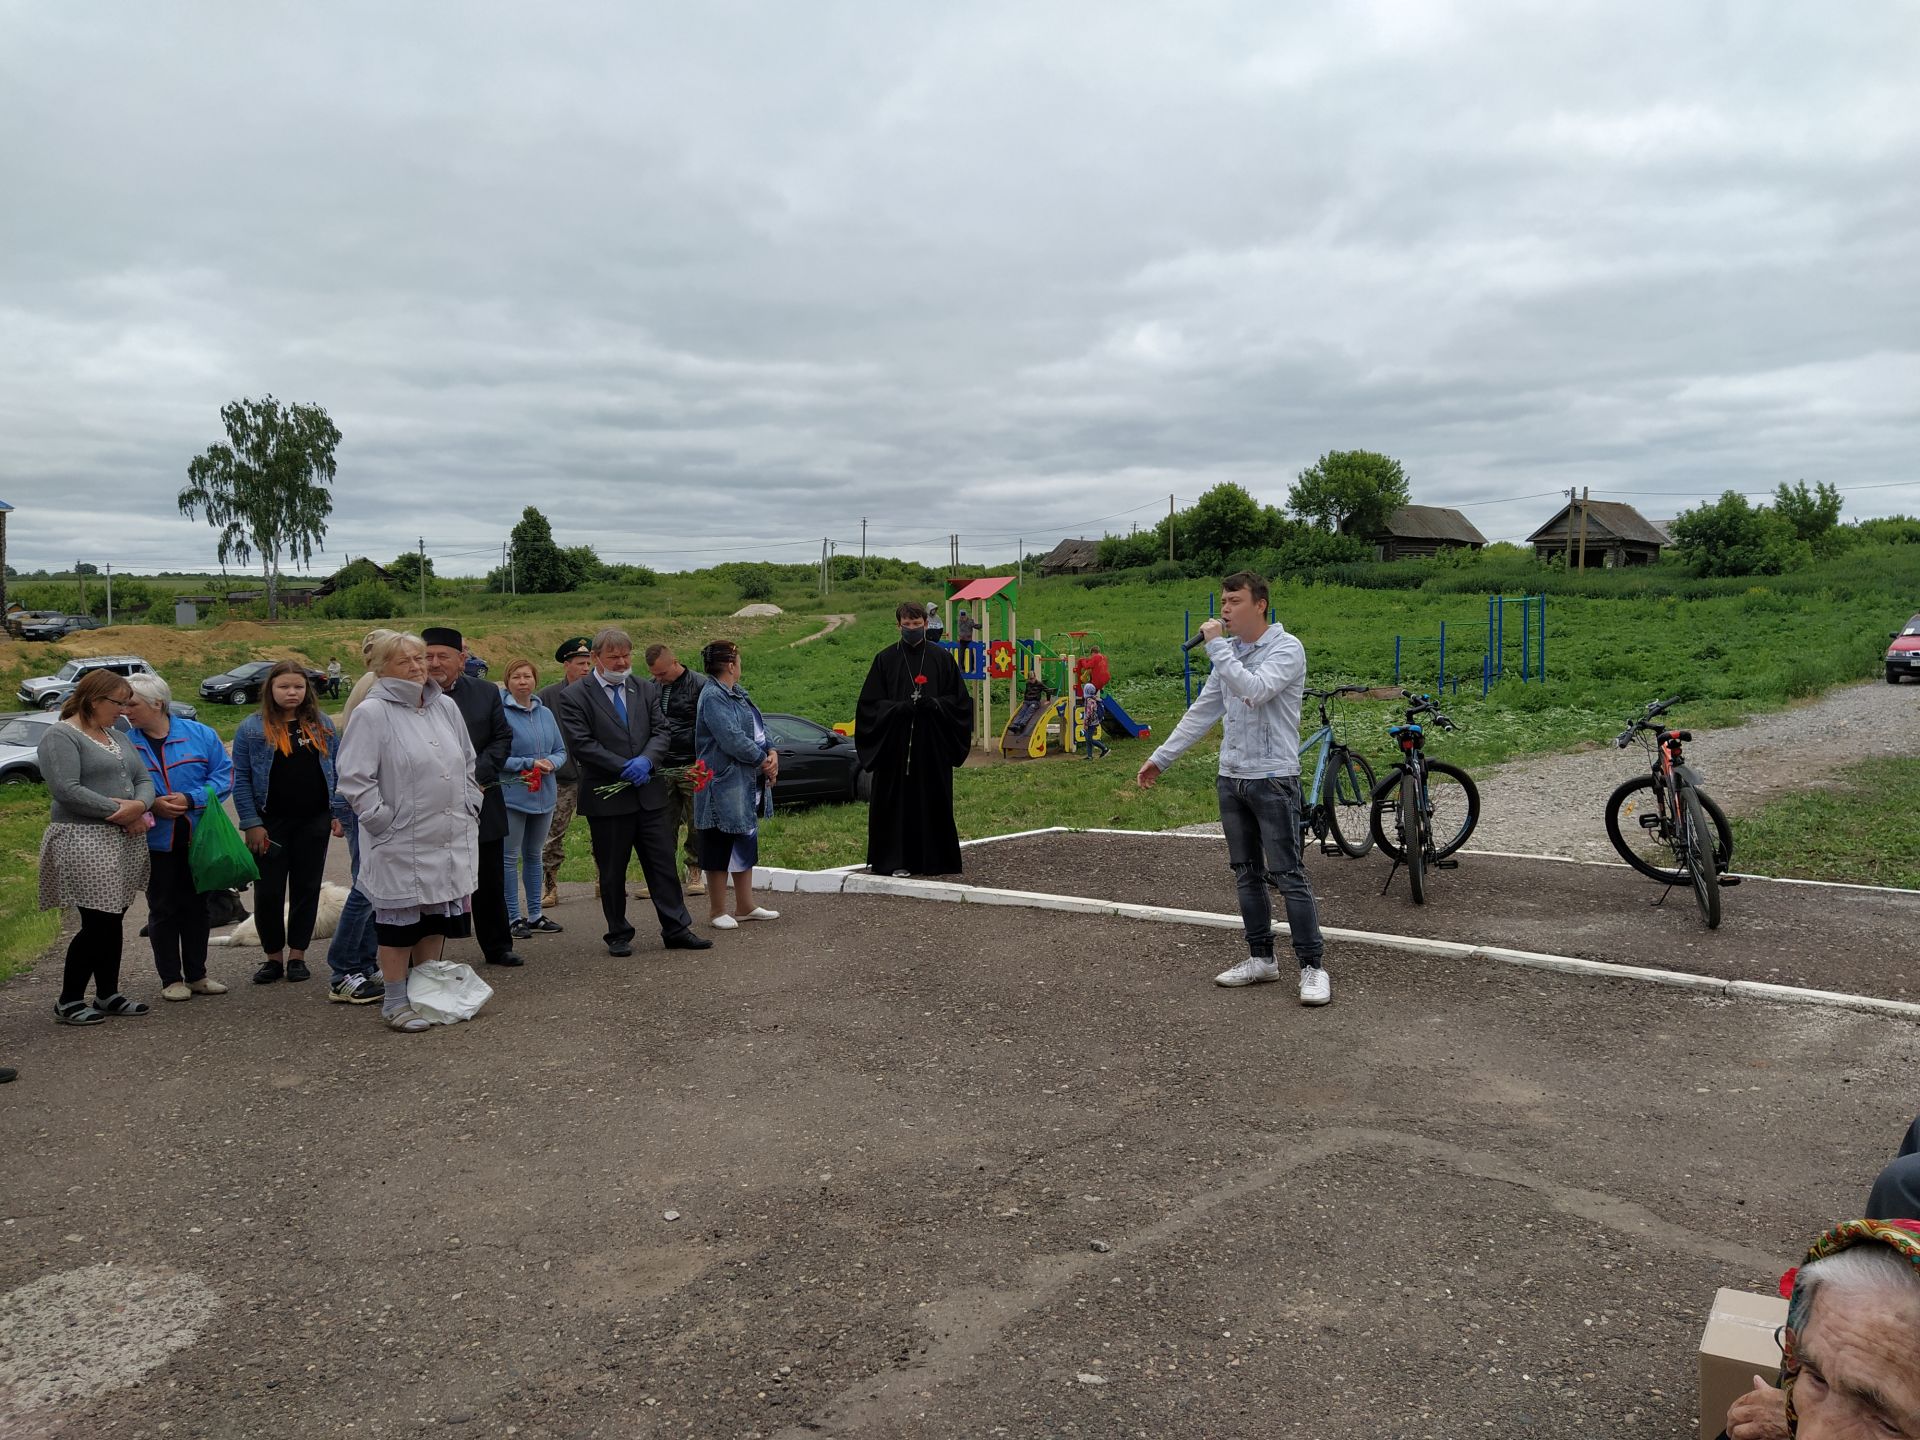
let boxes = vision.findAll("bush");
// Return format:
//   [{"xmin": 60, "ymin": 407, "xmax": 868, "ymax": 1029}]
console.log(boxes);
[
  {"xmin": 318, "ymin": 580, "xmax": 398, "ymax": 620},
  {"xmin": 1145, "ymin": 560, "xmax": 1185, "ymax": 584},
  {"xmin": 736, "ymin": 571, "xmax": 775, "ymax": 602}
]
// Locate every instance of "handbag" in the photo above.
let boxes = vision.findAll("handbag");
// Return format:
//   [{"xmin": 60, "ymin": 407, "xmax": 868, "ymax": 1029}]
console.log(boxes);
[
  {"xmin": 187, "ymin": 784, "xmax": 260, "ymax": 893},
  {"xmin": 405, "ymin": 959, "xmax": 493, "ymax": 1025}
]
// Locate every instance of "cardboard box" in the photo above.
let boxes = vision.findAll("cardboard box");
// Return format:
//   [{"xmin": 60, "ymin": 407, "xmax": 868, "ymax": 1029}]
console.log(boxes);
[{"xmin": 1698, "ymin": 1287, "xmax": 1788, "ymax": 1440}]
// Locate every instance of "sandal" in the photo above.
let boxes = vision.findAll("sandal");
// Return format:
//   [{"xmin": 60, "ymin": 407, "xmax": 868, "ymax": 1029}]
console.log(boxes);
[
  {"xmin": 95, "ymin": 994, "xmax": 152, "ymax": 1017},
  {"xmin": 385, "ymin": 1006, "xmax": 431, "ymax": 1034},
  {"xmin": 54, "ymin": 1000, "xmax": 107, "ymax": 1026}
]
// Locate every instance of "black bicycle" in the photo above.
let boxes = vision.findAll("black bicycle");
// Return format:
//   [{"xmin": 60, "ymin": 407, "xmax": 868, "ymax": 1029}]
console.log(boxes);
[
  {"xmin": 1603, "ymin": 698, "xmax": 1735, "ymax": 929},
  {"xmin": 1296, "ymin": 685, "xmax": 1378, "ymax": 858},
  {"xmin": 1368, "ymin": 691, "xmax": 1481, "ymax": 904}
]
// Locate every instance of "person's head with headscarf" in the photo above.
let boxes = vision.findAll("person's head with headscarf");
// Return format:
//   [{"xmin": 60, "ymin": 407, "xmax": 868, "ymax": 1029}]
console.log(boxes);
[{"xmin": 1779, "ymin": 1218, "xmax": 1920, "ymax": 1436}]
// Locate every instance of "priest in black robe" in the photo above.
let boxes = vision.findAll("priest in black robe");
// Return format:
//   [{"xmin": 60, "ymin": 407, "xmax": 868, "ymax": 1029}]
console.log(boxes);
[{"xmin": 857, "ymin": 601, "xmax": 974, "ymax": 875}]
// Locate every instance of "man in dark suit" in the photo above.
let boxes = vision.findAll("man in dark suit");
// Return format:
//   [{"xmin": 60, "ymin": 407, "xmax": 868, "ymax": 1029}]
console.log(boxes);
[
  {"xmin": 556, "ymin": 626, "xmax": 713, "ymax": 958},
  {"xmin": 423, "ymin": 626, "xmax": 522, "ymax": 968}
]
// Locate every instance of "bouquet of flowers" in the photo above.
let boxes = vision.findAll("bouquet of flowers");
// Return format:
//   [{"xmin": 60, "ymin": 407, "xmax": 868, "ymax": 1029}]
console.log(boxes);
[{"xmin": 596, "ymin": 758, "xmax": 712, "ymax": 800}]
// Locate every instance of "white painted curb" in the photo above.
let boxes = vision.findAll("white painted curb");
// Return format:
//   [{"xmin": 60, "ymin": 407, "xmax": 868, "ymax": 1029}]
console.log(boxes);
[{"xmin": 748, "ymin": 866, "xmax": 1920, "ymax": 1023}]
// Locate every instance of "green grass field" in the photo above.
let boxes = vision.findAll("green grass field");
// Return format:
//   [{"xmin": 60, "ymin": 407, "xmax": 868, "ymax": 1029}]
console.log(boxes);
[
  {"xmin": 5, "ymin": 542, "xmax": 1916, "ymax": 982},
  {"xmin": 1734, "ymin": 758, "xmax": 1920, "ymax": 890}
]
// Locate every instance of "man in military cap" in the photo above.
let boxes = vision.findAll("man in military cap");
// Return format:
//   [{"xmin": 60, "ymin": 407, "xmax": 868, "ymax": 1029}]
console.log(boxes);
[{"xmin": 538, "ymin": 636, "xmax": 595, "ymax": 909}]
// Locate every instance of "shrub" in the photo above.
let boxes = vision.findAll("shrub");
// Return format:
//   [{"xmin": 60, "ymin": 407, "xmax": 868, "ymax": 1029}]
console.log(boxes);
[{"xmin": 318, "ymin": 580, "xmax": 397, "ymax": 620}]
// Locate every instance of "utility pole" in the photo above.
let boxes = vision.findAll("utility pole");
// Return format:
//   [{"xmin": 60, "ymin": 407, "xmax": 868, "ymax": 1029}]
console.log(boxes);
[
  {"xmin": 501, "ymin": 541, "xmax": 508, "ymax": 594},
  {"xmin": 105, "ymin": 563, "xmax": 113, "ymax": 625},
  {"xmin": 820, "ymin": 538, "xmax": 829, "ymax": 596},
  {"xmin": 78, "ymin": 566, "xmax": 86, "ymax": 614},
  {"xmin": 1168, "ymin": 494, "xmax": 1175, "ymax": 562},
  {"xmin": 1576, "ymin": 486, "xmax": 1592, "ymax": 572},
  {"xmin": 1017, "ymin": 536, "xmax": 1023, "ymax": 593},
  {"xmin": 860, "ymin": 517, "xmax": 868, "ymax": 579},
  {"xmin": 418, "ymin": 537, "xmax": 427, "ymax": 615}
]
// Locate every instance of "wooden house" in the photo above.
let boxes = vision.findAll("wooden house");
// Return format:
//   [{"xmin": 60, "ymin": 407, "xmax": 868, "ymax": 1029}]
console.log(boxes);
[
  {"xmin": 1038, "ymin": 538, "xmax": 1101, "ymax": 577},
  {"xmin": 1528, "ymin": 501, "xmax": 1669, "ymax": 567},
  {"xmin": 1367, "ymin": 505, "xmax": 1488, "ymax": 562}
]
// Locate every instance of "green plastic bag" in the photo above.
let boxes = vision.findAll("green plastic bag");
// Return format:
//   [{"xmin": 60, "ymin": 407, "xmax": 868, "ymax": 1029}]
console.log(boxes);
[{"xmin": 188, "ymin": 784, "xmax": 259, "ymax": 893}]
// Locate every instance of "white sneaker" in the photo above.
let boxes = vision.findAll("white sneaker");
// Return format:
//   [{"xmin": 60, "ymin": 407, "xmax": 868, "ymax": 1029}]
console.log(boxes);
[
  {"xmin": 1299, "ymin": 966, "xmax": 1332, "ymax": 1006},
  {"xmin": 711, "ymin": 914, "xmax": 739, "ymax": 930},
  {"xmin": 1214, "ymin": 957, "xmax": 1281, "ymax": 987},
  {"xmin": 740, "ymin": 907, "xmax": 780, "ymax": 922}
]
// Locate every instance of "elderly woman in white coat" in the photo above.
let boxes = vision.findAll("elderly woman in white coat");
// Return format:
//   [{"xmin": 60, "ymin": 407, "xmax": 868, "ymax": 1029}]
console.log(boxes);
[{"xmin": 334, "ymin": 631, "xmax": 482, "ymax": 1034}]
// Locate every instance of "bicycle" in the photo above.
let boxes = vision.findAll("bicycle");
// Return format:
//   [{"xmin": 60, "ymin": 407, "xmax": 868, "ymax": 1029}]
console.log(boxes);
[
  {"xmin": 1368, "ymin": 690, "xmax": 1481, "ymax": 904},
  {"xmin": 1603, "ymin": 697, "xmax": 1736, "ymax": 929},
  {"xmin": 1296, "ymin": 685, "xmax": 1378, "ymax": 858}
]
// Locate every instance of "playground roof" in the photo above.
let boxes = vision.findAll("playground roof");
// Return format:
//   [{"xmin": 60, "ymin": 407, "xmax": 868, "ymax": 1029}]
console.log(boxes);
[{"xmin": 950, "ymin": 576, "xmax": 1016, "ymax": 602}]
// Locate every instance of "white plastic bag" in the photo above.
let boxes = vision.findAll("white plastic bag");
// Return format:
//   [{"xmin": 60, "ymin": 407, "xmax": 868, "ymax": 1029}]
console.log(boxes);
[{"xmin": 405, "ymin": 959, "xmax": 493, "ymax": 1025}]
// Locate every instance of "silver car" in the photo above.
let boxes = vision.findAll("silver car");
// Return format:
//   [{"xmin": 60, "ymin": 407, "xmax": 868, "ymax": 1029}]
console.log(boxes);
[{"xmin": 16, "ymin": 655, "xmax": 156, "ymax": 711}]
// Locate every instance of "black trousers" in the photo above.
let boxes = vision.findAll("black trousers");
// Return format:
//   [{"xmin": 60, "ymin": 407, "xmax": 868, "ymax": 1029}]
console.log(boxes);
[
  {"xmin": 1867, "ymin": 1116, "xmax": 1920, "ymax": 1223},
  {"xmin": 147, "ymin": 828, "xmax": 210, "ymax": 985},
  {"xmin": 60, "ymin": 907, "xmax": 124, "ymax": 1006},
  {"xmin": 255, "ymin": 812, "xmax": 332, "ymax": 954},
  {"xmin": 586, "ymin": 810, "xmax": 694, "ymax": 946},
  {"xmin": 474, "ymin": 836, "xmax": 512, "ymax": 961}
]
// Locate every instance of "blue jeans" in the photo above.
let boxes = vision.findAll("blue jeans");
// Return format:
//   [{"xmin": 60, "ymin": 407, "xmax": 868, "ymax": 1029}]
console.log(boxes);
[
  {"xmin": 504, "ymin": 809, "xmax": 554, "ymax": 922},
  {"xmin": 325, "ymin": 812, "xmax": 379, "ymax": 983},
  {"xmin": 1217, "ymin": 775, "xmax": 1324, "ymax": 967}
]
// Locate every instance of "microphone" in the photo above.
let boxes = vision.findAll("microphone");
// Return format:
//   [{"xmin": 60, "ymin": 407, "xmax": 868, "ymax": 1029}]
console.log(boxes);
[{"xmin": 1182, "ymin": 630, "xmax": 1214, "ymax": 653}]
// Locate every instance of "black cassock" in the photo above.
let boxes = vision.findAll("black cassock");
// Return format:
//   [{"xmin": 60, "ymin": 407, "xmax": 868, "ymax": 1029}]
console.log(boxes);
[{"xmin": 856, "ymin": 640, "xmax": 974, "ymax": 875}]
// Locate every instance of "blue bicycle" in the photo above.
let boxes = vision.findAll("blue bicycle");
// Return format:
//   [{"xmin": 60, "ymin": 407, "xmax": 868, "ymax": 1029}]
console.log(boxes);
[
  {"xmin": 1368, "ymin": 690, "xmax": 1481, "ymax": 904},
  {"xmin": 1297, "ymin": 685, "xmax": 1378, "ymax": 858}
]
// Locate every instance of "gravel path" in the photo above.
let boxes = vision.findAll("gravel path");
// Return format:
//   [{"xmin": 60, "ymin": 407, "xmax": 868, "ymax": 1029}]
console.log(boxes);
[{"xmin": 1177, "ymin": 681, "xmax": 1917, "ymax": 863}]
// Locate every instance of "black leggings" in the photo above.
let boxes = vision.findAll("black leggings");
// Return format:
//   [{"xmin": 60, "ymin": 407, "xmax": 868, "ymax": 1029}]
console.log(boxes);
[
  {"xmin": 255, "ymin": 812, "xmax": 333, "ymax": 954},
  {"xmin": 60, "ymin": 907, "xmax": 125, "ymax": 1006}
]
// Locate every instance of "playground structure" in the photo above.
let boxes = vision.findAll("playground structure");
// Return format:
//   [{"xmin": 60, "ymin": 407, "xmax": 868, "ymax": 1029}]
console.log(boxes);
[
  {"xmin": 1392, "ymin": 594, "xmax": 1547, "ymax": 697},
  {"xmin": 934, "ymin": 580, "xmax": 1151, "ymax": 759}
]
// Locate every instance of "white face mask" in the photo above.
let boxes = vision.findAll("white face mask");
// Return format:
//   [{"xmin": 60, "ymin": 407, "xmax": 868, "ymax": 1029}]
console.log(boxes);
[{"xmin": 601, "ymin": 666, "xmax": 631, "ymax": 685}]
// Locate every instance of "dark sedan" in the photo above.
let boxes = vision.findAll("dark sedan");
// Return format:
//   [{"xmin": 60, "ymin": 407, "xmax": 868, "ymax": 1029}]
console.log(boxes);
[
  {"xmin": 20, "ymin": 615, "xmax": 103, "ymax": 642},
  {"xmin": 763, "ymin": 712, "xmax": 870, "ymax": 807},
  {"xmin": 199, "ymin": 660, "xmax": 329, "ymax": 705}
]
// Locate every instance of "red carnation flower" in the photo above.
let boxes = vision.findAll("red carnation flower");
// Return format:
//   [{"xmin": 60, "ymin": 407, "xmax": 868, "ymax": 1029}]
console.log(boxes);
[{"xmin": 914, "ymin": 674, "xmax": 928, "ymax": 685}]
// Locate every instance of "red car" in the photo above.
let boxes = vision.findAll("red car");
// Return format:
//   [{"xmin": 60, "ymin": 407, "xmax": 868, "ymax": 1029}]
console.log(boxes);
[{"xmin": 1888, "ymin": 613, "xmax": 1920, "ymax": 684}]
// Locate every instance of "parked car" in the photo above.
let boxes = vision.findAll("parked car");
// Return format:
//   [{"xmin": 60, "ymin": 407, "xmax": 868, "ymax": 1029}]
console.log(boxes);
[
  {"xmin": 17, "ymin": 655, "xmax": 166, "ymax": 711},
  {"xmin": 762, "ymin": 712, "xmax": 871, "ymax": 807},
  {"xmin": 20, "ymin": 615, "xmax": 104, "ymax": 642},
  {"xmin": 198, "ymin": 660, "xmax": 329, "ymax": 706},
  {"xmin": 465, "ymin": 652, "xmax": 489, "ymax": 678},
  {"xmin": 0, "ymin": 712, "xmax": 57, "ymax": 782},
  {"xmin": 4, "ymin": 609, "xmax": 66, "ymax": 639},
  {"xmin": 1887, "ymin": 613, "xmax": 1920, "ymax": 684}
]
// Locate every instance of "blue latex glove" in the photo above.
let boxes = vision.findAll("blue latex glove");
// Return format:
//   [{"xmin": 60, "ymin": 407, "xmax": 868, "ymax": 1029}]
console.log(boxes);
[{"xmin": 620, "ymin": 756, "xmax": 654, "ymax": 786}]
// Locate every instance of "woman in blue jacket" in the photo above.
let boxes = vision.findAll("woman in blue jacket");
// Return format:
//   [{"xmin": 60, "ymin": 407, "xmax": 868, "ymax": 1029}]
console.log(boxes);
[
  {"xmin": 231, "ymin": 661, "xmax": 344, "ymax": 986},
  {"xmin": 499, "ymin": 659, "xmax": 568, "ymax": 938},
  {"xmin": 692, "ymin": 641, "xmax": 779, "ymax": 930},
  {"xmin": 123, "ymin": 674, "xmax": 233, "ymax": 1001}
]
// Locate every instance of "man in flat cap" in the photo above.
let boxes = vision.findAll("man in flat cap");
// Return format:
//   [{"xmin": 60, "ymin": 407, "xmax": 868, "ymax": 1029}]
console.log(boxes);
[
  {"xmin": 422, "ymin": 626, "xmax": 522, "ymax": 968},
  {"xmin": 538, "ymin": 636, "xmax": 595, "ymax": 909}
]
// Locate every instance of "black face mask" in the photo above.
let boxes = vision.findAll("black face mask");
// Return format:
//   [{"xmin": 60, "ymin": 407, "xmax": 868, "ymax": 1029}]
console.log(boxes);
[{"xmin": 900, "ymin": 627, "xmax": 926, "ymax": 646}]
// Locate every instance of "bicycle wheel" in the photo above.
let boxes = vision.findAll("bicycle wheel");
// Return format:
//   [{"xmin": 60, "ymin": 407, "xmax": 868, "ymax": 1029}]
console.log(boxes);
[
  {"xmin": 1681, "ymin": 787, "xmax": 1722, "ymax": 929},
  {"xmin": 1420, "ymin": 760, "xmax": 1480, "ymax": 861},
  {"xmin": 1605, "ymin": 775, "xmax": 1733, "ymax": 882},
  {"xmin": 1370, "ymin": 766, "xmax": 1408, "ymax": 860},
  {"xmin": 1402, "ymin": 769, "xmax": 1426, "ymax": 904},
  {"xmin": 1325, "ymin": 749, "xmax": 1377, "ymax": 858}
]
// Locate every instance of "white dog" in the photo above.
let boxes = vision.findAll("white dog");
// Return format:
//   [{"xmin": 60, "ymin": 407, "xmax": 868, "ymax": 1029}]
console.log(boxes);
[{"xmin": 212, "ymin": 882, "xmax": 351, "ymax": 947}]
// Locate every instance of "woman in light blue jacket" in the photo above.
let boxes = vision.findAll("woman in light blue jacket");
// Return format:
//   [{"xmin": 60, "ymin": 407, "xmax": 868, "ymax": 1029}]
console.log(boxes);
[
  {"xmin": 692, "ymin": 641, "xmax": 778, "ymax": 930},
  {"xmin": 499, "ymin": 659, "xmax": 567, "ymax": 938}
]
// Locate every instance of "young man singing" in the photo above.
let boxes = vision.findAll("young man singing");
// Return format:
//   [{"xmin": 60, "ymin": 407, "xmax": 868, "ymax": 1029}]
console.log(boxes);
[{"xmin": 1136, "ymin": 571, "xmax": 1331, "ymax": 1005}]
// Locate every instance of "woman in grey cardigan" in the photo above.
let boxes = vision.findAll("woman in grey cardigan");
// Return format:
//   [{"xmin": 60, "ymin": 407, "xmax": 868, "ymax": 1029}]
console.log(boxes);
[
  {"xmin": 334, "ymin": 631, "xmax": 483, "ymax": 1033},
  {"xmin": 38, "ymin": 667, "xmax": 156, "ymax": 1025}
]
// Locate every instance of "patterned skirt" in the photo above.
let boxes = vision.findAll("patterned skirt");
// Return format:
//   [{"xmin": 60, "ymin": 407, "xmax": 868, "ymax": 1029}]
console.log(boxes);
[{"xmin": 38, "ymin": 821, "xmax": 151, "ymax": 914}]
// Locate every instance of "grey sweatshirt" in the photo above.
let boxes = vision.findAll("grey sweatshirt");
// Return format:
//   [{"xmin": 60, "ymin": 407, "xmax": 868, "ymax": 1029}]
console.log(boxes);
[{"xmin": 39, "ymin": 723, "xmax": 156, "ymax": 823}]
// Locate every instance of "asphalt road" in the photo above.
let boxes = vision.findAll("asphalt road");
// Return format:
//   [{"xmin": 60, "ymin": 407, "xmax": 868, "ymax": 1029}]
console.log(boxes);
[{"xmin": 2, "ymin": 889, "xmax": 1915, "ymax": 1438}]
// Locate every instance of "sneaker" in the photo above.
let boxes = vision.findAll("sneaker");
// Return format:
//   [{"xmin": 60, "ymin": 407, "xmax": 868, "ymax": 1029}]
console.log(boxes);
[
  {"xmin": 1214, "ymin": 957, "xmax": 1281, "ymax": 987},
  {"xmin": 286, "ymin": 959, "xmax": 311, "ymax": 983},
  {"xmin": 252, "ymin": 959, "xmax": 284, "ymax": 985},
  {"xmin": 527, "ymin": 917, "xmax": 562, "ymax": 933},
  {"xmin": 685, "ymin": 867, "xmax": 706, "ymax": 895},
  {"xmin": 1299, "ymin": 966, "xmax": 1332, "ymax": 1006},
  {"xmin": 385, "ymin": 1005, "xmax": 431, "ymax": 1034},
  {"xmin": 740, "ymin": 907, "xmax": 779, "ymax": 922},
  {"xmin": 711, "ymin": 914, "xmax": 739, "ymax": 930},
  {"xmin": 329, "ymin": 973, "xmax": 386, "ymax": 1006},
  {"xmin": 187, "ymin": 978, "xmax": 228, "ymax": 995},
  {"xmin": 510, "ymin": 918, "xmax": 533, "ymax": 941},
  {"xmin": 161, "ymin": 982, "xmax": 193, "ymax": 1003}
]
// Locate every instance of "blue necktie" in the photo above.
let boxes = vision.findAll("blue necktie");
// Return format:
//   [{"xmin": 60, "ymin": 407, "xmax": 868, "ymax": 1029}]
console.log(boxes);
[{"xmin": 610, "ymin": 682, "xmax": 627, "ymax": 726}]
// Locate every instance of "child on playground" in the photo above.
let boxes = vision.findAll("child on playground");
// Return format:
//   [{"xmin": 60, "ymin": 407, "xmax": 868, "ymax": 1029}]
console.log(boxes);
[{"xmin": 1081, "ymin": 683, "xmax": 1109, "ymax": 760}]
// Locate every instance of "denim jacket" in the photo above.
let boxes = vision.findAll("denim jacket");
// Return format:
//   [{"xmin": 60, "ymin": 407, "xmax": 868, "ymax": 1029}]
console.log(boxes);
[
  {"xmin": 1148, "ymin": 622, "xmax": 1308, "ymax": 780},
  {"xmin": 125, "ymin": 717, "xmax": 234, "ymax": 851},
  {"xmin": 231, "ymin": 711, "xmax": 345, "ymax": 830},
  {"xmin": 501, "ymin": 692, "xmax": 567, "ymax": 815},
  {"xmin": 693, "ymin": 681, "xmax": 773, "ymax": 835}
]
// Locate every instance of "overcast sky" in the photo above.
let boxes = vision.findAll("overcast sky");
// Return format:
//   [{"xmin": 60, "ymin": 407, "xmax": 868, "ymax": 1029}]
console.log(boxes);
[{"xmin": 2, "ymin": 1, "xmax": 1915, "ymax": 577}]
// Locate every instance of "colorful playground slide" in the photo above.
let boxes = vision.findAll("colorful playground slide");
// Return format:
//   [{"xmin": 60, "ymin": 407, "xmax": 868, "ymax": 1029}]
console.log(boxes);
[{"xmin": 1097, "ymin": 696, "xmax": 1151, "ymax": 740}]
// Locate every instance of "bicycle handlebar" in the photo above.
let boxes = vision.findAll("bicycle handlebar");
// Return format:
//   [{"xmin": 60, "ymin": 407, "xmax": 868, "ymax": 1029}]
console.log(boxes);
[
  {"xmin": 1397, "ymin": 688, "xmax": 1457, "ymax": 731},
  {"xmin": 1616, "ymin": 697, "xmax": 1684, "ymax": 747}
]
